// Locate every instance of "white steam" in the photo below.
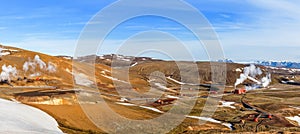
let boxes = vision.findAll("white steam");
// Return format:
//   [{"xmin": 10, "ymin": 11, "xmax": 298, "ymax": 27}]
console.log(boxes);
[
  {"xmin": 0, "ymin": 65, "xmax": 18, "ymax": 82},
  {"xmin": 34, "ymin": 55, "xmax": 46, "ymax": 69},
  {"xmin": 23, "ymin": 62, "xmax": 29, "ymax": 72},
  {"xmin": 23, "ymin": 55, "xmax": 57, "ymax": 76},
  {"xmin": 244, "ymin": 64, "xmax": 262, "ymax": 77},
  {"xmin": 0, "ymin": 51, "xmax": 58, "ymax": 83},
  {"xmin": 46, "ymin": 62, "xmax": 56, "ymax": 73},
  {"xmin": 234, "ymin": 64, "xmax": 271, "ymax": 88},
  {"xmin": 23, "ymin": 61, "xmax": 36, "ymax": 72},
  {"xmin": 234, "ymin": 64, "xmax": 262, "ymax": 87},
  {"xmin": 261, "ymin": 73, "xmax": 272, "ymax": 88},
  {"xmin": 235, "ymin": 73, "xmax": 248, "ymax": 88}
]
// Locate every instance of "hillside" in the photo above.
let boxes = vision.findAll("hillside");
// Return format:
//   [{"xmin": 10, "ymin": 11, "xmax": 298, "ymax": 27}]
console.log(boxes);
[{"xmin": 0, "ymin": 45, "xmax": 300, "ymax": 133}]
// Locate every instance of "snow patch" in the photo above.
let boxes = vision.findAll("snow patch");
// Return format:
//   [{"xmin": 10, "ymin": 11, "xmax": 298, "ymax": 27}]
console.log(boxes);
[
  {"xmin": 165, "ymin": 95, "xmax": 180, "ymax": 99},
  {"xmin": 219, "ymin": 101, "xmax": 236, "ymax": 109},
  {"xmin": 167, "ymin": 77, "xmax": 185, "ymax": 85},
  {"xmin": 63, "ymin": 57, "xmax": 72, "ymax": 60},
  {"xmin": 66, "ymin": 68, "xmax": 71, "ymax": 73},
  {"xmin": 100, "ymin": 71, "xmax": 106, "ymax": 74},
  {"xmin": 120, "ymin": 97, "xmax": 128, "ymax": 102},
  {"xmin": 101, "ymin": 74, "xmax": 129, "ymax": 84},
  {"xmin": 222, "ymin": 123, "xmax": 233, "ymax": 130},
  {"xmin": 186, "ymin": 115, "xmax": 232, "ymax": 130},
  {"xmin": 30, "ymin": 72, "xmax": 41, "ymax": 77},
  {"xmin": 9, "ymin": 49, "xmax": 19, "ymax": 52},
  {"xmin": 154, "ymin": 83, "xmax": 168, "ymax": 90},
  {"xmin": 115, "ymin": 102, "xmax": 163, "ymax": 113},
  {"xmin": 0, "ymin": 52, "xmax": 10, "ymax": 56},
  {"xmin": 0, "ymin": 98, "xmax": 62, "ymax": 133},
  {"xmin": 289, "ymin": 106, "xmax": 300, "ymax": 110},
  {"xmin": 187, "ymin": 116, "xmax": 221, "ymax": 123},
  {"xmin": 131, "ymin": 62, "xmax": 138, "ymax": 67},
  {"xmin": 139, "ymin": 106, "xmax": 164, "ymax": 113},
  {"xmin": 235, "ymin": 68, "xmax": 242, "ymax": 72},
  {"xmin": 74, "ymin": 73, "xmax": 94, "ymax": 87},
  {"xmin": 166, "ymin": 77, "xmax": 198, "ymax": 86},
  {"xmin": 286, "ymin": 115, "xmax": 300, "ymax": 126},
  {"xmin": 116, "ymin": 102, "xmax": 136, "ymax": 106}
]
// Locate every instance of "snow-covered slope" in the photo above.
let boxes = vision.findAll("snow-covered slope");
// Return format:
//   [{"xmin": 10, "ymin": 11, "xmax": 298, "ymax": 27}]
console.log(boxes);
[{"xmin": 0, "ymin": 99, "xmax": 62, "ymax": 134}]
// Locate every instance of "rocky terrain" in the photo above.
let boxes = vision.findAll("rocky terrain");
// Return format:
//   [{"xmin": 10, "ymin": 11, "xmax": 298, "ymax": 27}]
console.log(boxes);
[{"xmin": 0, "ymin": 44, "xmax": 300, "ymax": 133}]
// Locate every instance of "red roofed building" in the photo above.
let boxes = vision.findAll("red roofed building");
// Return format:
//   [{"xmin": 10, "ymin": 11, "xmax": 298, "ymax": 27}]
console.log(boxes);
[{"xmin": 234, "ymin": 88, "xmax": 246, "ymax": 94}]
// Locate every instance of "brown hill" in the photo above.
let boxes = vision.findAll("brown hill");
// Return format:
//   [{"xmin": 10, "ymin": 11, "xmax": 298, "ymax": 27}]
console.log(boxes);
[{"xmin": 1, "ymin": 44, "xmax": 296, "ymax": 133}]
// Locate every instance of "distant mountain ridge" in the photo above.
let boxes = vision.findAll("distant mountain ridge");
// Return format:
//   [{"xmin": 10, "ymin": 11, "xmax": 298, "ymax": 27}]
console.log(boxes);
[
  {"xmin": 217, "ymin": 59, "xmax": 234, "ymax": 63},
  {"xmin": 63, "ymin": 54, "xmax": 300, "ymax": 69},
  {"xmin": 256, "ymin": 61, "xmax": 300, "ymax": 69},
  {"xmin": 217, "ymin": 58, "xmax": 300, "ymax": 69}
]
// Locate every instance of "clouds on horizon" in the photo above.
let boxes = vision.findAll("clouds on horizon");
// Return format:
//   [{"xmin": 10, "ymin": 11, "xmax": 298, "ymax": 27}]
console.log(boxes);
[{"xmin": 1, "ymin": 0, "xmax": 300, "ymax": 62}]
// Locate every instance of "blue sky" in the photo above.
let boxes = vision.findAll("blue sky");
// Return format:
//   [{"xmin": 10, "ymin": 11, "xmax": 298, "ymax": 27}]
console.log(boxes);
[{"xmin": 1, "ymin": 0, "xmax": 300, "ymax": 62}]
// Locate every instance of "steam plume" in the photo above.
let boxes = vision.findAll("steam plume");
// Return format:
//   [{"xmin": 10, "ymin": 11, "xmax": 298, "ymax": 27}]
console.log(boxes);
[
  {"xmin": 34, "ymin": 55, "xmax": 46, "ymax": 69},
  {"xmin": 0, "ymin": 64, "xmax": 18, "ymax": 82},
  {"xmin": 46, "ymin": 62, "xmax": 56, "ymax": 73},
  {"xmin": 261, "ymin": 73, "xmax": 272, "ymax": 88},
  {"xmin": 23, "ymin": 55, "xmax": 57, "ymax": 76},
  {"xmin": 234, "ymin": 64, "xmax": 271, "ymax": 88},
  {"xmin": 234, "ymin": 64, "xmax": 262, "ymax": 87}
]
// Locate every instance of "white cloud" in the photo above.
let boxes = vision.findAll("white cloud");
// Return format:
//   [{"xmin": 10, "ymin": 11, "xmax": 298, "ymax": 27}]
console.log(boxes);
[
  {"xmin": 218, "ymin": 0, "xmax": 300, "ymax": 47},
  {"xmin": 247, "ymin": 0, "xmax": 300, "ymax": 19}
]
